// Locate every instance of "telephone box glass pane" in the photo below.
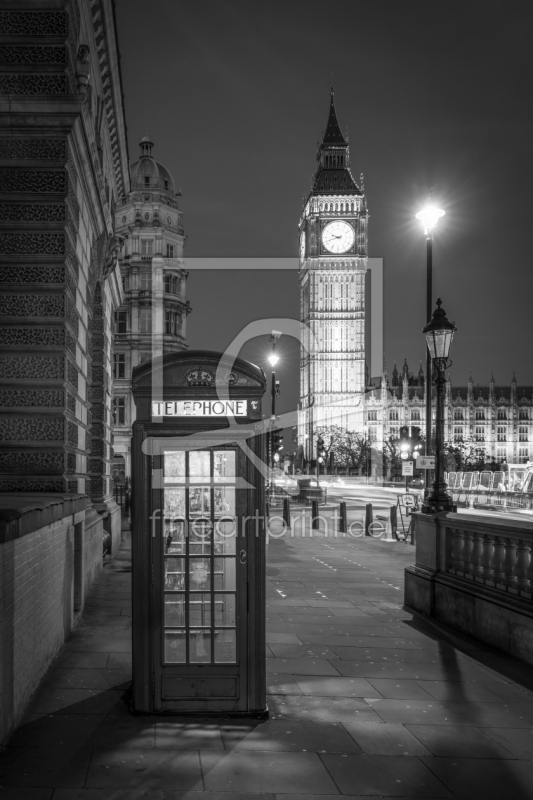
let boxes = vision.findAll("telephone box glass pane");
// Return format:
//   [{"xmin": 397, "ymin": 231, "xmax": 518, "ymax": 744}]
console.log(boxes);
[
  {"xmin": 164, "ymin": 451, "xmax": 185, "ymax": 481},
  {"xmin": 214, "ymin": 519, "xmax": 236, "ymax": 554},
  {"xmin": 165, "ymin": 595, "xmax": 185, "ymax": 626},
  {"xmin": 189, "ymin": 518, "xmax": 212, "ymax": 554},
  {"xmin": 190, "ymin": 629, "xmax": 211, "ymax": 662},
  {"xmin": 161, "ymin": 448, "xmax": 237, "ymax": 665},
  {"xmin": 215, "ymin": 593, "xmax": 235, "ymax": 626},
  {"xmin": 215, "ymin": 629, "xmax": 236, "ymax": 662},
  {"xmin": 214, "ymin": 451, "xmax": 236, "ymax": 482},
  {"xmin": 214, "ymin": 487, "xmax": 235, "ymax": 517},
  {"xmin": 164, "ymin": 519, "xmax": 186, "ymax": 554},
  {"xmin": 165, "ymin": 630, "xmax": 186, "ymax": 663},
  {"xmin": 189, "ymin": 451, "xmax": 210, "ymax": 482},
  {"xmin": 165, "ymin": 558, "xmax": 185, "ymax": 590},
  {"xmin": 214, "ymin": 557, "xmax": 236, "ymax": 590},
  {"xmin": 189, "ymin": 593, "xmax": 212, "ymax": 627},
  {"xmin": 189, "ymin": 557, "xmax": 211, "ymax": 590},
  {"xmin": 165, "ymin": 488, "xmax": 185, "ymax": 518},
  {"xmin": 189, "ymin": 486, "xmax": 210, "ymax": 516}
]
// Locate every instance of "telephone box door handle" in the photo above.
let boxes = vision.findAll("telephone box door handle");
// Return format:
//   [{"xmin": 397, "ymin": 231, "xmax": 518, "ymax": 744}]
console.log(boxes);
[{"xmin": 239, "ymin": 549, "xmax": 247, "ymax": 565}]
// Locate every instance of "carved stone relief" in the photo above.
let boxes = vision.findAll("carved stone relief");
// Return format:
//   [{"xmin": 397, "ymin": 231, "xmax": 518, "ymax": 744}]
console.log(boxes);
[
  {"xmin": 0, "ymin": 11, "xmax": 67, "ymax": 36},
  {"xmin": 0, "ymin": 170, "xmax": 66, "ymax": 193},
  {"xmin": 0, "ymin": 355, "xmax": 63, "ymax": 380},
  {"xmin": 0, "ymin": 328, "xmax": 65, "ymax": 347},
  {"xmin": 0, "ymin": 265, "xmax": 65, "ymax": 284},
  {"xmin": 0, "ymin": 75, "xmax": 67, "ymax": 95},
  {"xmin": 0, "ymin": 232, "xmax": 65, "ymax": 255},
  {"xmin": 0, "ymin": 389, "xmax": 63, "ymax": 407},
  {"xmin": 0, "ymin": 138, "xmax": 66, "ymax": 161},
  {"xmin": 0, "ymin": 418, "xmax": 64, "ymax": 441},
  {"xmin": 0, "ymin": 203, "xmax": 65, "ymax": 222},
  {"xmin": 0, "ymin": 451, "xmax": 64, "ymax": 473},
  {"xmin": 0, "ymin": 294, "xmax": 64, "ymax": 317},
  {"xmin": 0, "ymin": 45, "xmax": 67, "ymax": 64}
]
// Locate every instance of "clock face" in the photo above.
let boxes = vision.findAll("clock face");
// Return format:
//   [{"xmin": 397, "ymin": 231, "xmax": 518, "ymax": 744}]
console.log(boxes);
[
  {"xmin": 321, "ymin": 220, "xmax": 355, "ymax": 254},
  {"xmin": 299, "ymin": 231, "xmax": 306, "ymax": 260}
]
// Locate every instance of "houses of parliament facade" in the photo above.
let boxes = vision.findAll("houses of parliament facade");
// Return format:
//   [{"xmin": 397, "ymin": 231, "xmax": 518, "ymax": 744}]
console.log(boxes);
[{"xmin": 364, "ymin": 361, "xmax": 533, "ymax": 465}]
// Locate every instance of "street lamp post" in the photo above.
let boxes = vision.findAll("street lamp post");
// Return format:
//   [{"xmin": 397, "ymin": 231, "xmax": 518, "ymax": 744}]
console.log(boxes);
[
  {"xmin": 268, "ymin": 331, "xmax": 281, "ymax": 495},
  {"xmin": 421, "ymin": 298, "xmax": 456, "ymax": 514},
  {"xmin": 415, "ymin": 201, "xmax": 445, "ymax": 502}
]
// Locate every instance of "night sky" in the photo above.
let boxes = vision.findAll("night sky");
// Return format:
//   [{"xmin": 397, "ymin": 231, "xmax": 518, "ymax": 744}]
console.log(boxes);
[{"xmin": 116, "ymin": 0, "xmax": 533, "ymax": 422}]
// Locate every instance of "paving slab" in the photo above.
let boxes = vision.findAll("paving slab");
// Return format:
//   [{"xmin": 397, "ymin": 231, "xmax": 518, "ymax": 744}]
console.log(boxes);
[{"xmin": 320, "ymin": 753, "xmax": 452, "ymax": 796}]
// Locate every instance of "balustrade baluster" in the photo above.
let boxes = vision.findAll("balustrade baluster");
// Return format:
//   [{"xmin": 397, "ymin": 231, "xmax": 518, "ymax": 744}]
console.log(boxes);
[
  {"xmin": 502, "ymin": 538, "xmax": 518, "ymax": 589},
  {"xmin": 480, "ymin": 535, "xmax": 495, "ymax": 580},
  {"xmin": 450, "ymin": 529, "xmax": 465, "ymax": 573},
  {"xmin": 470, "ymin": 532, "xmax": 485, "ymax": 577},
  {"xmin": 514, "ymin": 540, "xmax": 531, "ymax": 591},
  {"xmin": 491, "ymin": 537, "xmax": 506, "ymax": 584},
  {"xmin": 461, "ymin": 531, "xmax": 474, "ymax": 577}
]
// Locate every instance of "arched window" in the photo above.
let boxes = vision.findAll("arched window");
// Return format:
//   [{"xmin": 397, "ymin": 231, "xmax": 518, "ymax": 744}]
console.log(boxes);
[
  {"xmin": 497, "ymin": 426, "xmax": 506, "ymax": 441},
  {"xmin": 390, "ymin": 427, "xmax": 399, "ymax": 439},
  {"xmin": 389, "ymin": 410, "xmax": 398, "ymax": 421},
  {"xmin": 454, "ymin": 427, "xmax": 463, "ymax": 441},
  {"xmin": 454, "ymin": 409, "xmax": 464, "ymax": 421},
  {"xmin": 411, "ymin": 410, "xmax": 421, "ymax": 421},
  {"xmin": 340, "ymin": 202, "xmax": 344, "ymax": 212},
  {"xmin": 475, "ymin": 426, "xmax": 484, "ymax": 442},
  {"xmin": 335, "ymin": 203, "xmax": 339, "ymax": 211},
  {"xmin": 519, "ymin": 426, "xmax": 528, "ymax": 442},
  {"xmin": 475, "ymin": 409, "xmax": 485, "ymax": 420},
  {"xmin": 519, "ymin": 409, "xmax": 528, "ymax": 420},
  {"xmin": 368, "ymin": 410, "xmax": 377, "ymax": 421},
  {"xmin": 497, "ymin": 408, "xmax": 507, "ymax": 420}
]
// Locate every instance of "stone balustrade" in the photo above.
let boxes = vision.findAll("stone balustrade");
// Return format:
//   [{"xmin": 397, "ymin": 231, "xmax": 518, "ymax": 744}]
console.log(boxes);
[{"xmin": 405, "ymin": 510, "xmax": 533, "ymax": 664}]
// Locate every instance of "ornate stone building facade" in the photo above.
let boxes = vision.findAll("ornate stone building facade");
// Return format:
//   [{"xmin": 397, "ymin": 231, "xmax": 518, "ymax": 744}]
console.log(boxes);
[
  {"xmin": 363, "ymin": 360, "xmax": 533, "ymax": 464},
  {"xmin": 112, "ymin": 136, "xmax": 189, "ymax": 478},
  {"xmin": 0, "ymin": 0, "xmax": 128, "ymax": 744},
  {"xmin": 298, "ymin": 91, "xmax": 368, "ymax": 460}
]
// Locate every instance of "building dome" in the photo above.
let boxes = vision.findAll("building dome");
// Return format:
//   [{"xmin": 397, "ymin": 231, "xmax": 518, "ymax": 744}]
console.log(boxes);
[{"xmin": 129, "ymin": 135, "xmax": 176, "ymax": 194}]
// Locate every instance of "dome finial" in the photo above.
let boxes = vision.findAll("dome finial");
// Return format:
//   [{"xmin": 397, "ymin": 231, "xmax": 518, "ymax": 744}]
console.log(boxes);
[{"xmin": 140, "ymin": 134, "xmax": 153, "ymax": 157}]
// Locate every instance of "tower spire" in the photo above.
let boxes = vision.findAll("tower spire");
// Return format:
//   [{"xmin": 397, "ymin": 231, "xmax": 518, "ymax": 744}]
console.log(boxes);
[{"xmin": 322, "ymin": 90, "xmax": 347, "ymax": 147}]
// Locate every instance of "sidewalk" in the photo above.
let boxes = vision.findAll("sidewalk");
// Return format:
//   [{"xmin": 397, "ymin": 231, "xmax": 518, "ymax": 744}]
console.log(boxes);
[{"xmin": 2, "ymin": 521, "xmax": 533, "ymax": 798}]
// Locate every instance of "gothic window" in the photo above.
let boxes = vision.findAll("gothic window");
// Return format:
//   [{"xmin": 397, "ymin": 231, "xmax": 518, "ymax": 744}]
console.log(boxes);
[
  {"xmin": 454, "ymin": 409, "xmax": 464, "ymax": 420},
  {"xmin": 141, "ymin": 239, "xmax": 153, "ymax": 255},
  {"xmin": 368, "ymin": 410, "xmax": 377, "ymax": 421},
  {"xmin": 166, "ymin": 243, "xmax": 175, "ymax": 258},
  {"xmin": 139, "ymin": 308, "xmax": 152, "ymax": 334},
  {"xmin": 475, "ymin": 409, "xmax": 485, "ymax": 420},
  {"xmin": 389, "ymin": 410, "xmax": 399, "ymax": 421},
  {"xmin": 390, "ymin": 427, "xmax": 399, "ymax": 439},
  {"xmin": 325, "ymin": 203, "xmax": 329, "ymax": 211},
  {"xmin": 519, "ymin": 446, "xmax": 529, "ymax": 462},
  {"xmin": 497, "ymin": 408, "xmax": 507, "ymax": 420},
  {"xmin": 497, "ymin": 426, "xmax": 506, "ymax": 441},
  {"xmin": 115, "ymin": 310, "xmax": 128, "ymax": 333},
  {"xmin": 496, "ymin": 446, "xmax": 506, "ymax": 459},
  {"xmin": 411, "ymin": 410, "xmax": 421, "ymax": 421},
  {"xmin": 454, "ymin": 427, "xmax": 463, "ymax": 441},
  {"xmin": 475, "ymin": 426, "xmax": 484, "ymax": 442},
  {"xmin": 335, "ymin": 203, "xmax": 339, "ymax": 211},
  {"xmin": 113, "ymin": 353, "xmax": 126, "ymax": 379},
  {"xmin": 368, "ymin": 426, "xmax": 377, "ymax": 442},
  {"xmin": 113, "ymin": 397, "xmax": 126, "ymax": 425},
  {"xmin": 140, "ymin": 273, "xmax": 152, "ymax": 290},
  {"xmin": 519, "ymin": 426, "xmax": 528, "ymax": 442},
  {"xmin": 519, "ymin": 409, "xmax": 529, "ymax": 420}
]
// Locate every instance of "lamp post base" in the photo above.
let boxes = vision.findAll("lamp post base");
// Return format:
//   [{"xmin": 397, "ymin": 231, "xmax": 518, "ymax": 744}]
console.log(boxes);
[{"xmin": 421, "ymin": 485, "xmax": 455, "ymax": 514}]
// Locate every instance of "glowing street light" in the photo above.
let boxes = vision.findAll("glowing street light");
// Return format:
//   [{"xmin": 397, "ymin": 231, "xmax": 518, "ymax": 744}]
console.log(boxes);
[
  {"xmin": 268, "ymin": 353, "xmax": 279, "ymax": 367},
  {"xmin": 415, "ymin": 204, "xmax": 445, "ymax": 235}
]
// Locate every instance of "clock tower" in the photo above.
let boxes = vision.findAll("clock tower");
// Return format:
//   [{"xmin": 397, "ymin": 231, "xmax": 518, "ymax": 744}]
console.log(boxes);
[{"xmin": 299, "ymin": 90, "xmax": 368, "ymax": 461}]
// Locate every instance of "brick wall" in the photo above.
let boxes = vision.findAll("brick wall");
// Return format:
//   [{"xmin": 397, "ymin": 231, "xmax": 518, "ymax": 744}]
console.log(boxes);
[{"xmin": 0, "ymin": 504, "xmax": 103, "ymax": 745}]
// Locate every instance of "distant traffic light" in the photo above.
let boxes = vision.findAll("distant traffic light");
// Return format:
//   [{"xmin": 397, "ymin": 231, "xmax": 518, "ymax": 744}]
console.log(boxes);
[
  {"xmin": 399, "ymin": 426, "xmax": 411, "ymax": 460},
  {"xmin": 410, "ymin": 426, "xmax": 423, "ymax": 459},
  {"xmin": 316, "ymin": 436, "xmax": 326, "ymax": 462},
  {"xmin": 271, "ymin": 429, "xmax": 283, "ymax": 462}
]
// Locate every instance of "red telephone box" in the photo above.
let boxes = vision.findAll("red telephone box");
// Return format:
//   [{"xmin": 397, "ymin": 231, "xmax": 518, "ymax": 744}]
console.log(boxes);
[{"xmin": 131, "ymin": 350, "xmax": 267, "ymax": 715}]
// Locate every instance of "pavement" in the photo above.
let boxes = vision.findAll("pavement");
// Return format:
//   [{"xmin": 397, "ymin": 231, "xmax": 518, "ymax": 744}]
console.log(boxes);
[{"xmin": 2, "ymin": 515, "xmax": 533, "ymax": 799}]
